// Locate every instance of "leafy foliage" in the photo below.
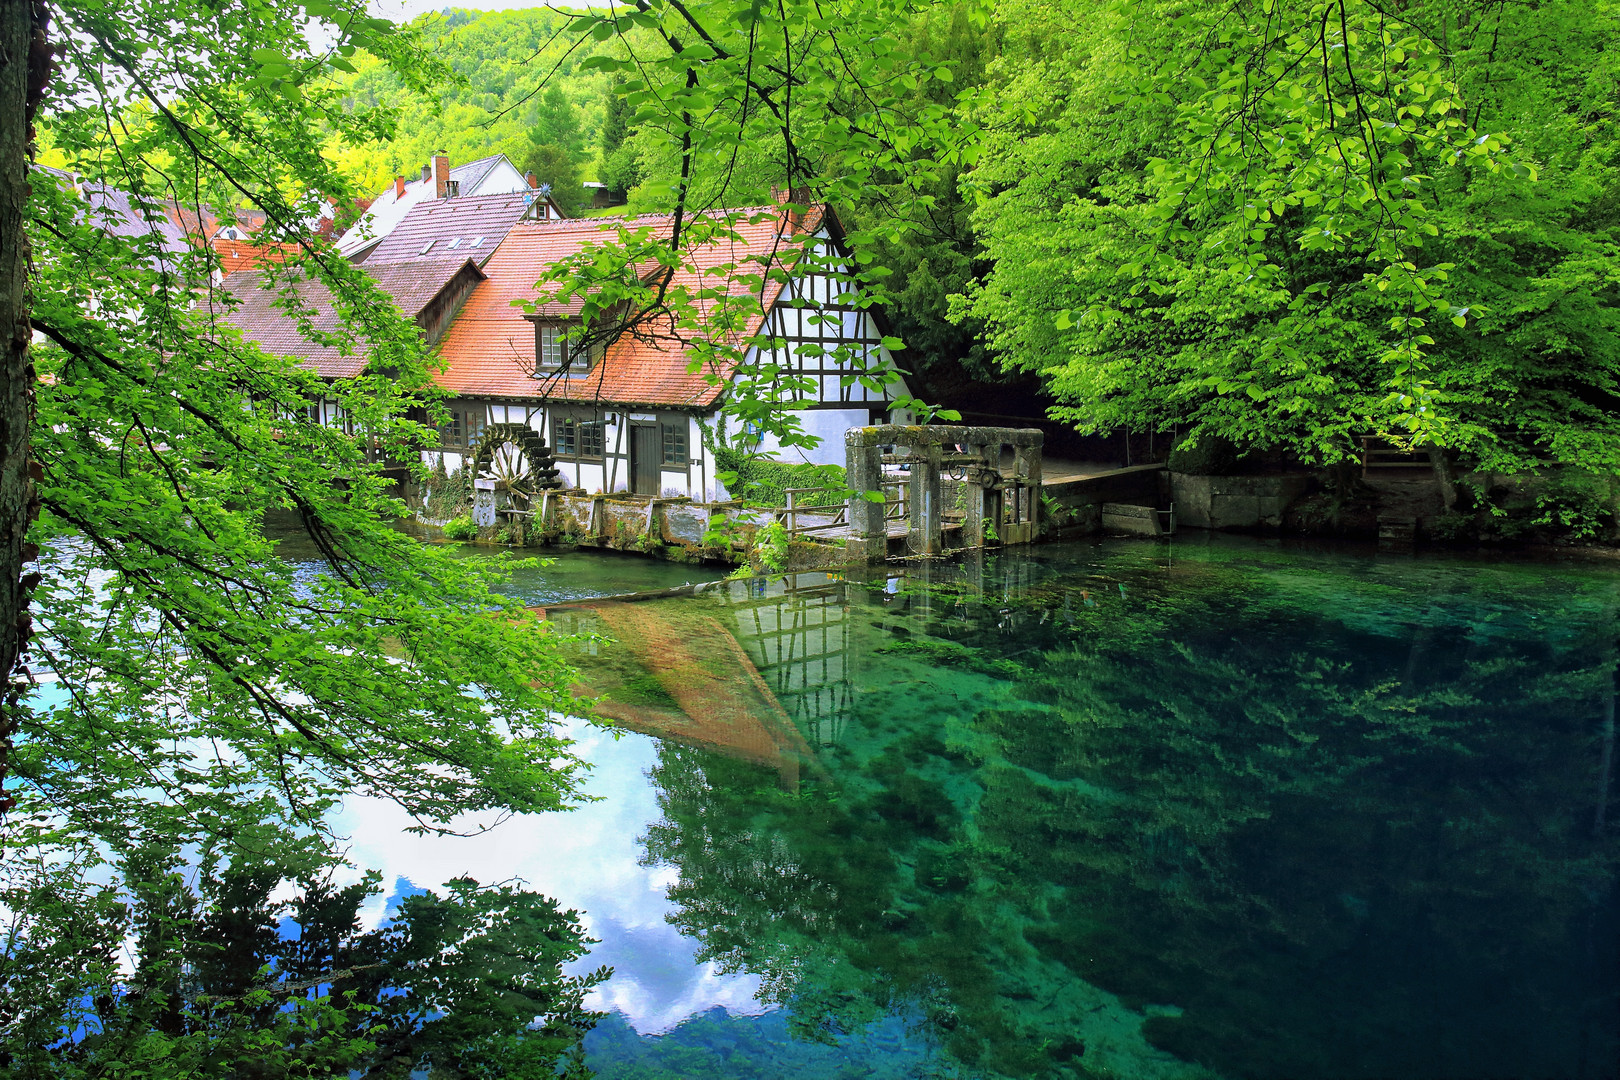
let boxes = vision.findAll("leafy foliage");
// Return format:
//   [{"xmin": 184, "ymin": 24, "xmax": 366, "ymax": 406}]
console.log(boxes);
[
  {"xmin": 8, "ymin": 0, "xmax": 594, "ymax": 1059},
  {"xmin": 317, "ymin": 8, "xmax": 617, "ymax": 194},
  {"xmin": 962, "ymin": 0, "xmax": 1620, "ymax": 471}
]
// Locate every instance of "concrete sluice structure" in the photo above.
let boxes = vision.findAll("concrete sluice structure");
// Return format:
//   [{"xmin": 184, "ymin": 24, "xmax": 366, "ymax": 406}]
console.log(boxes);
[
  {"xmin": 466, "ymin": 423, "xmax": 1048, "ymax": 567},
  {"xmin": 844, "ymin": 424, "xmax": 1044, "ymax": 561}
]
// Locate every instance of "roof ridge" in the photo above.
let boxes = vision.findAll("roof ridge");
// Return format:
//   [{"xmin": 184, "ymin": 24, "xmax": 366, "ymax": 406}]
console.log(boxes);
[
  {"xmin": 416, "ymin": 189, "xmax": 531, "ymax": 205},
  {"xmin": 510, "ymin": 205, "xmax": 794, "ymax": 232}
]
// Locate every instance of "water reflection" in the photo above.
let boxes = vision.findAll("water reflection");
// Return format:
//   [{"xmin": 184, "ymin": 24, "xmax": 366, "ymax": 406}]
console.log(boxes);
[
  {"xmin": 109, "ymin": 537, "xmax": 1618, "ymax": 1078},
  {"xmin": 330, "ymin": 721, "xmax": 766, "ymax": 1036},
  {"xmin": 28, "ymin": 849, "xmax": 601, "ymax": 1078},
  {"xmin": 569, "ymin": 539, "xmax": 1620, "ymax": 1079}
]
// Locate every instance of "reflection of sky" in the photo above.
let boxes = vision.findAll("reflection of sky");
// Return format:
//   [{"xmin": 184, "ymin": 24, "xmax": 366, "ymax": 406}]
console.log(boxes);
[{"xmin": 329, "ymin": 719, "xmax": 765, "ymax": 1034}]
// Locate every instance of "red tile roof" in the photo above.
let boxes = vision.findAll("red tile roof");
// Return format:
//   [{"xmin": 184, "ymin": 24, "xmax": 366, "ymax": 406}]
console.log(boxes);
[
  {"xmin": 213, "ymin": 238, "xmax": 300, "ymax": 278},
  {"xmin": 434, "ymin": 205, "xmax": 824, "ymax": 408},
  {"xmin": 223, "ymin": 257, "xmax": 484, "ymax": 378}
]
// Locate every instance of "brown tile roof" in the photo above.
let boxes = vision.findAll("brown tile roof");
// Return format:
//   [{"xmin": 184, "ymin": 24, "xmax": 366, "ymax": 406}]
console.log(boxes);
[
  {"xmin": 364, "ymin": 190, "xmax": 532, "ymax": 265},
  {"xmin": 223, "ymin": 257, "xmax": 484, "ymax": 378},
  {"xmin": 433, "ymin": 205, "xmax": 823, "ymax": 408}
]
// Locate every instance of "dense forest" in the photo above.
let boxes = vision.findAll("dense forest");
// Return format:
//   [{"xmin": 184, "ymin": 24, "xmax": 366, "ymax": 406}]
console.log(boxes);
[
  {"xmin": 325, "ymin": 8, "xmax": 614, "ymax": 201},
  {"xmin": 320, "ymin": 1, "xmax": 1620, "ymax": 479}
]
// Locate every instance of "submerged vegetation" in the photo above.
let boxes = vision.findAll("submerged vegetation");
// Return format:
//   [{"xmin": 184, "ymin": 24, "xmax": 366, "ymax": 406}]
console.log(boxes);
[{"xmin": 629, "ymin": 542, "xmax": 1620, "ymax": 1078}]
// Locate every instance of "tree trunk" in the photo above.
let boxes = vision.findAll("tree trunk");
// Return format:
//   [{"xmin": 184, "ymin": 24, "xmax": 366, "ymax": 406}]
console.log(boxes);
[
  {"xmin": 0, "ymin": 0, "xmax": 45, "ymax": 795},
  {"xmin": 1426, "ymin": 446, "xmax": 1459, "ymax": 513}
]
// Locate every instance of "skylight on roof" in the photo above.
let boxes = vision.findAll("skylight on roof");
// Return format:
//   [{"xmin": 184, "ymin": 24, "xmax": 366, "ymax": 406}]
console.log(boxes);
[
  {"xmin": 419, "ymin": 240, "xmax": 435, "ymax": 255},
  {"xmin": 448, "ymin": 238, "xmax": 463, "ymax": 249},
  {"xmin": 470, "ymin": 236, "xmax": 485, "ymax": 247}
]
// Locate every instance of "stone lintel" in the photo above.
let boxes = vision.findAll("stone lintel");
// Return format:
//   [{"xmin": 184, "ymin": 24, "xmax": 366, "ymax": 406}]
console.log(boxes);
[{"xmin": 846, "ymin": 424, "xmax": 1044, "ymax": 450}]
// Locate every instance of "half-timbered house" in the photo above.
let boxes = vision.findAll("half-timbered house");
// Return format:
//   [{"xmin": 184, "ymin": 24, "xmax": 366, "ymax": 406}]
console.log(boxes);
[
  {"xmin": 217, "ymin": 198, "xmax": 912, "ymax": 503},
  {"xmin": 428, "ymin": 200, "xmax": 913, "ymax": 500},
  {"xmin": 224, "ymin": 257, "xmax": 486, "ymax": 428}
]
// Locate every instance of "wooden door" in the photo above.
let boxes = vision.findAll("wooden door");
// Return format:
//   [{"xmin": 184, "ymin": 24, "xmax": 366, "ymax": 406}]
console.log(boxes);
[{"xmin": 631, "ymin": 424, "xmax": 659, "ymax": 495}]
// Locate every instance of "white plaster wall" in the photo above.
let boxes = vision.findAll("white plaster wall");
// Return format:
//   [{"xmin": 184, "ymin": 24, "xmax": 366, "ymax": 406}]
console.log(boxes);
[
  {"xmin": 432, "ymin": 402, "xmax": 730, "ymax": 501},
  {"xmin": 750, "ymin": 407, "xmax": 882, "ymax": 468}
]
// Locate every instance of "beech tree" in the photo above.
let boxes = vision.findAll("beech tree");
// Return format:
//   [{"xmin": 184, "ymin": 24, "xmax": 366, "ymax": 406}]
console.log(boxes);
[
  {"xmin": 962, "ymin": 0, "xmax": 1620, "ymax": 472},
  {"xmin": 0, "ymin": 0, "xmax": 593, "ymax": 1057}
]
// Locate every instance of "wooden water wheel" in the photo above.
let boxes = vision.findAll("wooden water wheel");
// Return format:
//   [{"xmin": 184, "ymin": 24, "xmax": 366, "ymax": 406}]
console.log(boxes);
[{"xmin": 471, "ymin": 422, "xmax": 563, "ymax": 507}]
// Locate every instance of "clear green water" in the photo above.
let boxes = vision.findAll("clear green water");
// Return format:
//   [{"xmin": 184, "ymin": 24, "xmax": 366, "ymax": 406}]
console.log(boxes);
[
  {"xmin": 552, "ymin": 536, "xmax": 1620, "ymax": 1080},
  {"xmin": 484, "ymin": 545, "xmax": 730, "ymax": 605},
  {"xmin": 242, "ymin": 532, "xmax": 1620, "ymax": 1076}
]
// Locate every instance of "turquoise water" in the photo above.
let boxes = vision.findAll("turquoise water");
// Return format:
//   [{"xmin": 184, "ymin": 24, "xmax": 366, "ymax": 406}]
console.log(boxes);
[
  {"xmin": 77, "ymin": 532, "xmax": 1619, "ymax": 1077},
  {"xmin": 547, "ymin": 537, "xmax": 1620, "ymax": 1079},
  {"xmin": 488, "ymin": 546, "xmax": 729, "ymax": 605},
  {"xmin": 270, "ymin": 527, "xmax": 733, "ymax": 605}
]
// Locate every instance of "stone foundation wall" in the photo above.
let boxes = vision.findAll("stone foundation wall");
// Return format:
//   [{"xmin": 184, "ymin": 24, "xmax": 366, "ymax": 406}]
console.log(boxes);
[
  {"xmin": 1170, "ymin": 473, "xmax": 1313, "ymax": 530},
  {"xmin": 460, "ymin": 489, "xmax": 863, "ymax": 569},
  {"xmin": 1041, "ymin": 465, "xmax": 1166, "ymax": 536}
]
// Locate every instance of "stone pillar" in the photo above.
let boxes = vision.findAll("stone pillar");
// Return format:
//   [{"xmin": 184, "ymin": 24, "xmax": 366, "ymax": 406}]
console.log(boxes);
[
  {"xmin": 472, "ymin": 482, "xmax": 497, "ymax": 528},
  {"xmin": 845, "ymin": 429, "xmax": 886, "ymax": 563},
  {"xmin": 908, "ymin": 444, "xmax": 943, "ymax": 554},
  {"xmin": 1015, "ymin": 442, "xmax": 1043, "ymax": 534}
]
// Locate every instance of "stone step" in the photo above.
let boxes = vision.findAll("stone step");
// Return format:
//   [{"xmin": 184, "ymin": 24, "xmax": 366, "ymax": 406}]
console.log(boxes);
[
  {"xmin": 1378, "ymin": 515, "xmax": 1418, "ymax": 542},
  {"xmin": 1101, "ymin": 502, "xmax": 1171, "ymax": 536}
]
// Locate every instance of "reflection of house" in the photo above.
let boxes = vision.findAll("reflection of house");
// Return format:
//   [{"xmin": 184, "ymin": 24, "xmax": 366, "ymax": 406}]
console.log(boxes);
[
  {"xmin": 551, "ymin": 569, "xmax": 912, "ymax": 783},
  {"xmin": 549, "ymin": 593, "xmax": 822, "ymax": 788},
  {"xmin": 338, "ymin": 152, "xmax": 563, "ymax": 262},
  {"xmin": 427, "ymin": 199, "xmax": 913, "ymax": 500}
]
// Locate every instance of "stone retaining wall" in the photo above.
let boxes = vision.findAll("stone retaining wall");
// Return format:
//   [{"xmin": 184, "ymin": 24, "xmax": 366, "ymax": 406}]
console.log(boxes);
[
  {"xmin": 1170, "ymin": 473, "xmax": 1313, "ymax": 530},
  {"xmin": 461, "ymin": 488, "xmax": 846, "ymax": 569},
  {"xmin": 1041, "ymin": 465, "xmax": 1166, "ymax": 536}
]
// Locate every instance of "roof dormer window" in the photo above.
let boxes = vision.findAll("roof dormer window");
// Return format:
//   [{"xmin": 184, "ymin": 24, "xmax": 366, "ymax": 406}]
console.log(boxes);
[
  {"xmin": 529, "ymin": 318, "xmax": 595, "ymax": 375},
  {"xmin": 537, "ymin": 322, "xmax": 567, "ymax": 369}
]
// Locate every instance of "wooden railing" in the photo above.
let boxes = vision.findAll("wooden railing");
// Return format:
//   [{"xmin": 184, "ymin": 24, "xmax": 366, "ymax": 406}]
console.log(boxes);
[
  {"xmin": 777, "ymin": 481, "xmax": 908, "ymax": 538},
  {"xmin": 1359, "ymin": 436, "xmax": 1430, "ymax": 477}
]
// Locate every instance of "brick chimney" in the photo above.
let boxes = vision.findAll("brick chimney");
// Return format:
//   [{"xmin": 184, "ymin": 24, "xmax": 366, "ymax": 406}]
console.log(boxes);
[
  {"xmin": 774, "ymin": 184, "xmax": 812, "ymax": 233},
  {"xmin": 394, "ymin": 175, "xmax": 406, "ymax": 198},
  {"xmin": 433, "ymin": 153, "xmax": 450, "ymax": 199},
  {"xmin": 526, "ymin": 171, "xmax": 538, "ymax": 189}
]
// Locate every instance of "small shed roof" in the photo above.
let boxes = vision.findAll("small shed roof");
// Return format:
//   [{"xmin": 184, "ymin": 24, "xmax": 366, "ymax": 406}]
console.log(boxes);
[{"xmin": 223, "ymin": 257, "xmax": 484, "ymax": 378}]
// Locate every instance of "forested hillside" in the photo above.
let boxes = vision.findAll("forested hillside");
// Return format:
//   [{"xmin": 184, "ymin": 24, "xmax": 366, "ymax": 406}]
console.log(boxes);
[{"xmin": 326, "ymin": 7, "xmax": 614, "ymax": 203}]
